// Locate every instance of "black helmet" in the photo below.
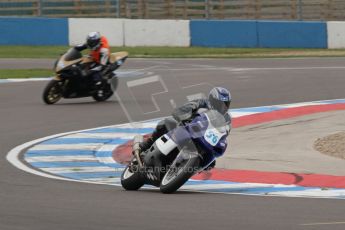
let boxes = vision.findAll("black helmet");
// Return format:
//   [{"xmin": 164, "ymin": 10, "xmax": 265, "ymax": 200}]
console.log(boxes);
[
  {"xmin": 208, "ymin": 87, "xmax": 231, "ymax": 115},
  {"xmin": 86, "ymin": 32, "xmax": 101, "ymax": 50}
]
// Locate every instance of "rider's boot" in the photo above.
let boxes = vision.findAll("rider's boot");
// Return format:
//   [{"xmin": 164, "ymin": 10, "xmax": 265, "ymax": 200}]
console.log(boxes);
[
  {"xmin": 139, "ymin": 129, "xmax": 162, "ymax": 153},
  {"xmin": 138, "ymin": 119, "xmax": 169, "ymax": 154}
]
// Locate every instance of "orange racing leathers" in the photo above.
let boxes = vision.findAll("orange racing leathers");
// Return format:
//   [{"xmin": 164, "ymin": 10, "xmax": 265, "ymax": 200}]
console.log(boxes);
[
  {"xmin": 90, "ymin": 36, "xmax": 110, "ymax": 66},
  {"xmin": 75, "ymin": 36, "xmax": 111, "ymax": 83}
]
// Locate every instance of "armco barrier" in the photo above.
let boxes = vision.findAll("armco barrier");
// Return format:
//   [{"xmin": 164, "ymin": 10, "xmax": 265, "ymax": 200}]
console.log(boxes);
[
  {"xmin": 327, "ymin": 21, "xmax": 345, "ymax": 49},
  {"xmin": 69, "ymin": 18, "xmax": 124, "ymax": 46},
  {"xmin": 257, "ymin": 21, "xmax": 327, "ymax": 48},
  {"xmin": 0, "ymin": 17, "xmax": 338, "ymax": 49},
  {"xmin": 1, "ymin": 18, "xmax": 68, "ymax": 45},
  {"xmin": 190, "ymin": 20, "xmax": 258, "ymax": 48},
  {"xmin": 124, "ymin": 19, "xmax": 190, "ymax": 47},
  {"xmin": 190, "ymin": 20, "xmax": 327, "ymax": 49}
]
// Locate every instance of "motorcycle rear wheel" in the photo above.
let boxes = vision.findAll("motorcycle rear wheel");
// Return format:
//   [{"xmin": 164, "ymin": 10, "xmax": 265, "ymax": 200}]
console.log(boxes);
[
  {"xmin": 121, "ymin": 164, "xmax": 145, "ymax": 191},
  {"xmin": 42, "ymin": 79, "xmax": 63, "ymax": 105}
]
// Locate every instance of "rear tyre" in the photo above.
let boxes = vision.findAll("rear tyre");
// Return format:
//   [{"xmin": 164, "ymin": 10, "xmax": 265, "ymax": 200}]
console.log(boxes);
[
  {"xmin": 160, "ymin": 153, "xmax": 200, "ymax": 194},
  {"xmin": 42, "ymin": 79, "xmax": 63, "ymax": 104},
  {"xmin": 121, "ymin": 165, "xmax": 144, "ymax": 191}
]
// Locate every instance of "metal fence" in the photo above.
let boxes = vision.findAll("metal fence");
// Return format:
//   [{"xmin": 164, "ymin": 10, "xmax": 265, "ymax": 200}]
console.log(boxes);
[{"xmin": 1, "ymin": 0, "xmax": 345, "ymax": 20}]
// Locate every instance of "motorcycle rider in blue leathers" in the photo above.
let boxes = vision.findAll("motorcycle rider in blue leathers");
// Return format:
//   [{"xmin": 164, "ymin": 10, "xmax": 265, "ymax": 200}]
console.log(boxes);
[{"xmin": 138, "ymin": 87, "xmax": 232, "ymax": 170}]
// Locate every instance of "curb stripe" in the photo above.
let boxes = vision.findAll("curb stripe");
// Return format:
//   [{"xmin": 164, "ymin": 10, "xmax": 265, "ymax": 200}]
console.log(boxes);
[
  {"xmin": 30, "ymin": 162, "xmax": 119, "ymax": 168},
  {"xmin": 233, "ymin": 103, "xmax": 345, "ymax": 128},
  {"xmin": 41, "ymin": 166, "xmax": 118, "ymax": 174},
  {"xmin": 26, "ymin": 150, "xmax": 95, "ymax": 157},
  {"xmin": 63, "ymin": 133, "xmax": 139, "ymax": 139},
  {"xmin": 59, "ymin": 171, "xmax": 122, "ymax": 179},
  {"xmin": 41, "ymin": 138, "xmax": 127, "ymax": 145},
  {"xmin": 192, "ymin": 169, "xmax": 345, "ymax": 189},
  {"xmin": 6, "ymin": 98, "xmax": 345, "ymax": 199},
  {"xmin": 83, "ymin": 127, "xmax": 155, "ymax": 134}
]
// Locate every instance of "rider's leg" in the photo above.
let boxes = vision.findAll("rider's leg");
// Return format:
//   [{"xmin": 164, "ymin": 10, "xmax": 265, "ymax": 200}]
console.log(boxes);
[
  {"xmin": 93, "ymin": 71, "xmax": 103, "ymax": 85},
  {"xmin": 139, "ymin": 118, "xmax": 177, "ymax": 152}
]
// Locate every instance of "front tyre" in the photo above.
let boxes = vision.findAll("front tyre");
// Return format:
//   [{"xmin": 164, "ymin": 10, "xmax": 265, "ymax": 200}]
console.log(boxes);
[
  {"xmin": 42, "ymin": 79, "xmax": 63, "ymax": 104},
  {"xmin": 92, "ymin": 83, "xmax": 113, "ymax": 102},
  {"xmin": 160, "ymin": 153, "xmax": 200, "ymax": 194},
  {"xmin": 110, "ymin": 76, "xmax": 119, "ymax": 92},
  {"xmin": 121, "ymin": 165, "xmax": 144, "ymax": 191}
]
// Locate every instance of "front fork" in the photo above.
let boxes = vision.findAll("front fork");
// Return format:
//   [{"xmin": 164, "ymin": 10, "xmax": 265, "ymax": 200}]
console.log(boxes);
[{"xmin": 133, "ymin": 135, "xmax": 144, "ymax": 168}]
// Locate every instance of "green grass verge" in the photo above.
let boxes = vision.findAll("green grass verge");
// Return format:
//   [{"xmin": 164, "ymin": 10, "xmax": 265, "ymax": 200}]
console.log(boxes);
[
  {"xmin": 1, "ymin": 46, "xmax": 345, "ymax": 59},
  {"xmin": 2, "ymin": 46, "xmax": 345, "ymax": 79},
  {"xmin": 0, "ymin": 69, "xmax": 53, "ymax": 79}
]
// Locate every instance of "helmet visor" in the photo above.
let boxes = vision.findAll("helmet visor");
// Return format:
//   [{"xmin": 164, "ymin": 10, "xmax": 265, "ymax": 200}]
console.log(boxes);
[
  {"xmin": 210, "ymin": 97, "xmax": 230, "ymax": 115},
  {"xmin": 87, "ymin": 39, "xmax": 100, "ymax": 50}
]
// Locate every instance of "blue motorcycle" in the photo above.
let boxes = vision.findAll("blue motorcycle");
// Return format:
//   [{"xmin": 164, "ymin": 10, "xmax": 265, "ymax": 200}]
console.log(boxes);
[{"xmin": 121, "ymin": 109, "xmax": 230, "ymax": 193}]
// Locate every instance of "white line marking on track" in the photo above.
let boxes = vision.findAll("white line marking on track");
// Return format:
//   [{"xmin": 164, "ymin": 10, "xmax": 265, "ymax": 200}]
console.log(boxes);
[
  {"xmin": 41, "ymin": 166, "xmax": 118, "ymax": 174},
  {"xmin": 301, "ymin": 221, "xmax": 345, "ymax": 226},
  {"xmin": 97, "ymin": 157, "xmax": 118, "ymax": 164},
  {"xmin": 6, "ymin": 125, "xmax": 124, "ymax": 185},
  {"xmin": 30, "ymin": 144, "xmax": 101, "ymax": 151},
  {"xmin": 30, "ymin": 144, "xmax": 118, "ymax": 151},
  {"xmin": 63, "ymin": 133, "xmax": 137, "ymax": 139},
  {"xmin": 123, "ymin": 66, "xmax": 345, "ymax": 71},
  {"xmin": 87, "ymin": 177, "xmax": 122, "ymax": 183},
  {"xmin": 0, "ymin": 78, "xmax": 50, "ymax": 84},
  {"xmin": 26, "ymin": 156, "xmax": 98, "ymax": 162}
]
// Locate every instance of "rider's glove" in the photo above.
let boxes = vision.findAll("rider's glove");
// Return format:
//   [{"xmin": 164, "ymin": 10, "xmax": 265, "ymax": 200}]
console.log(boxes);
[
  {"xmin": 101, "ymin": 65, "xmax": 114, "ymax": 80},
  {"xmin": 172, "ymin": 107, "xmax": 193, "ymax": 123}
]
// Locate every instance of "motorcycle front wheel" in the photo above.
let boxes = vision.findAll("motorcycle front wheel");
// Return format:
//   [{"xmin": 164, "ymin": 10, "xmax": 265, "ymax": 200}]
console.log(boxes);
[
  {"xmin": 160, "ymin": 151, "xmax": 200, "ymax": 194},
  {"xmin": 92, "ymin": 83, "xmax": 114, "ymax": 102},
  {"xmin": 42, "ymin": 79, "xmax": 63, "ymax": 104}
]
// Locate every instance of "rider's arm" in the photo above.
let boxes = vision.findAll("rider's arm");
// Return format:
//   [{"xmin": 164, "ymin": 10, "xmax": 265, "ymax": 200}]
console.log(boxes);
[
  {"xmin": 172, "ymin": 99, "xmax": 208, "ymax": 122},
  {"xmin": 90, "ymin": 48, "xmax": 110, "ymax": 73},
  {"xmin": 74, "ymin": 43, "xmax": 87, "ymax": 52},
  {"xmin": 224, "ymin": 112, "xmax": 232, "ymax": 134},
  {"xmin": 99, "ymin": 48, "xmax": 109, "ymax": 66}
]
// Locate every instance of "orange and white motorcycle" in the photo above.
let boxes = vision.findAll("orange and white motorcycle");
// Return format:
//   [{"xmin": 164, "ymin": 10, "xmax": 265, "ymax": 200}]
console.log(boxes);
[{"xmin": 42, "ymin": 47, "xmax": 128, "ymax": 104}]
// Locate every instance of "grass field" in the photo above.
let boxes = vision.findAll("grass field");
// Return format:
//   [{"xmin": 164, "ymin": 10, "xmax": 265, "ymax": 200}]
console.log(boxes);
[
  {"xmin": 1, "ymin": 46, "xmax": 345, "ymax": 79},
  {"xmin": 0, "ymin": 69, "xmax": 53, "ymax": 79},
  {"xmin": 1, "ymin": 46, "xmax": 345, "ymax": 59}
]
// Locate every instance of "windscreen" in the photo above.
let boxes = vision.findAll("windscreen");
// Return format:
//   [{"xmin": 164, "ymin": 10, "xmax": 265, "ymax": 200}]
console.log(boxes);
[
  {"xmin": 64, "ymin": 48, "xmax": 82, "ymax": 61},
  {"xmin": 205, "ymin": 110, "xmax": 229, "ymax": 132}
]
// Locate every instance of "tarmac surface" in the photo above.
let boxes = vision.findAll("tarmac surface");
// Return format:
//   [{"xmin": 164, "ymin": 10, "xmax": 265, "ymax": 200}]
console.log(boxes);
[
  {"xmin": 1, "ymin": 58, "xmax": 345, "ymax": 230},
  {"xmin": 219, "ymin": 110, "xmax": 345, "ymax": 175}
]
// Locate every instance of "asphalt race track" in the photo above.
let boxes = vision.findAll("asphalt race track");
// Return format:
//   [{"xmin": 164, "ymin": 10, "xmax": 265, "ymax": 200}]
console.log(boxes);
[{"xmin": 1, "ymin": 58, "xmax": 345, "ymax": 230}]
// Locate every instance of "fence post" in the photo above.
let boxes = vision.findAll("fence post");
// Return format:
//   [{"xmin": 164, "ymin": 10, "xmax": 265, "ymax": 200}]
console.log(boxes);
[
  {"xmin": 126, "ymin": 1, "xmax": 131, "ymax": 18},
  {"xmin": 116, "ymin": 0, "xmax": 120, "ymax": 18},
  {"xmin": 290, "ymin": 0, "xmax": 297, "ymax": 20},
  {"xmin": 144, "ymin": 0, "xmax": 149, "ymax": 19},
  {"xmin": 326, "ymin": 0, "xmax": 333, "ymax": 20},
  {"xmin": 183, "ymin": 0, "xmax": 188, "ymax": 19},
  {"xmin": 297, "ymin": 0, "xmax": 303, "ymax": 20},
  {"xmin": 205, "ymin": 0, "xmax": 210, "ymax": 19},
  {"xmin": 36, "ymin": 0, "xmax": 42, "ymax": 16},
  {"xmin": 165, "ymin": 0, "xmax": 171, "ymax": 18},
  {"xmin": 254, "ymin": 0, "xmax": 261, "ymax": 19},
  {"xmin": 105, "ymin": 0, "xmax": 110, "ymax": 17},
  {"xmin": 219, "ymin": 0, "xmax": 224, "ymax": 19}
]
